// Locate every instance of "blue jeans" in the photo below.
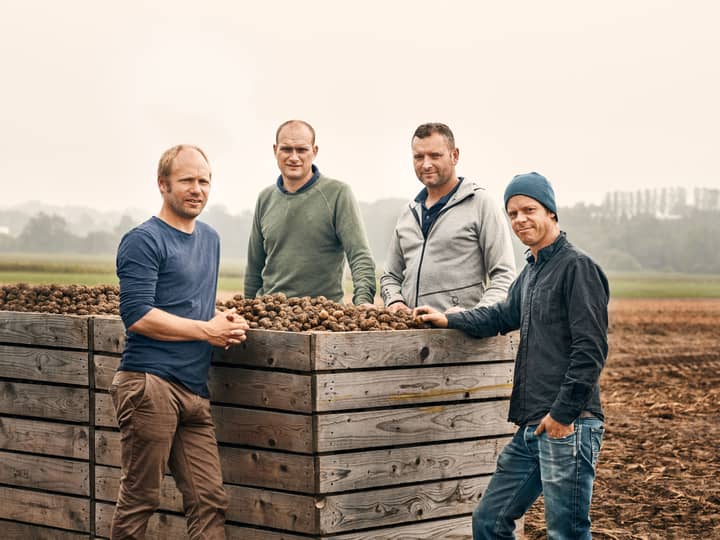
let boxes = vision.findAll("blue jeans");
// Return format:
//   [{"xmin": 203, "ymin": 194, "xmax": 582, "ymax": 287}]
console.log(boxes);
[{"xmin": 473, "ymin": 418, "xmax": 604, "ymax": 540}]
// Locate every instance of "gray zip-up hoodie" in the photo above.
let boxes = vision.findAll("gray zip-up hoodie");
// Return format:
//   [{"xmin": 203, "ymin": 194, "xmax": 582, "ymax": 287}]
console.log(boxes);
[{"xmin": 380, "ymin": 180, "xmax": 516, "ymax": 311}]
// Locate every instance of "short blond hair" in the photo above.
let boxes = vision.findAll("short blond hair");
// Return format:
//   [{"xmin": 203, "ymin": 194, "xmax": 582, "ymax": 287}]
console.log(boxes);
[{"xmin": 157, "ymin": 144, "xmax": 211, "ymax": 180}]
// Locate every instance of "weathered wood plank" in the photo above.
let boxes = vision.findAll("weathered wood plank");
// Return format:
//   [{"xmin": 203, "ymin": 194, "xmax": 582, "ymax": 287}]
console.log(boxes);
[
  {"xmin": 212, "ymin": 330, "xmax": 313, "ymax": 372},
  {"xmin": 313, "ymin": 330, "xmax": 516, "ymax": 370},
  {"xmin": 0, "ymin": 519, "xmax": 90, "ymax": 540},
  {"xmin": 96, "ymin": 467, "xmax": 317, "ymax": 534},
  {"xmin": 321, "ymin": 515, "xmax": 471, "ymax": 539},
  {"xmin": 96, "ymin": 429, "xmax": 315, "ymax": 492},
  {"xmin": 94, "ymin": 359, "xmax": 313, "ymax": 413},
  {"xmin": 209, "ymin": 367, "xmax": 312, "ymax": 412},
  {"xmin": 0, "ymin": 345, "xmax": 87, "ymax": 385},
  {"xmin": 95, "ymin": 398, "xmax": 313, "ymax": 453},
  {"xmin": 0, "ymin": 381, "xmax": 88, "ymax": 422},
  {"xmin": 213, "ymin": 405, "xmax": 314, "ymax": 453},
  {"xmin": 319, "ymin": 476, "xmax": 490, "ymax": 534},
  {"xmin": 318, "ymin": 436, "xmax": 511, "ymax": 493},
  {"xmin": 219, "ymin": 446, "xmax": 315, "ymax": 492},
  {"xmin": 0, "ymin": 416, "xmax": 89, "ymax": 458},
  {"xmin": 0, "ymin": 312, "xmax": 88, "ymax": 349},
  {"xmin": 0, "ymin": 486, "xmax": 89, "ymax": 532},
  {"xmin": 315, "ymin": 362, "xmax": 513, "ymax": 411},
  {"xmin": 316, "ymin": 400, "xmax": 514, "ymax": 452},
  {"xmin": 93, "ymin": 355, "xmax": 119, "ymax": 390},
  {"xmin": 92, "ymin": 316, "xmax": 125, "ymax": 354},
  {"xmin": 95, "ymin": 502, "xmax": 310, "ymax": 540},
  {"xmin": 0, "ymin": 450, "xmax": 89, "ymax": 496}
]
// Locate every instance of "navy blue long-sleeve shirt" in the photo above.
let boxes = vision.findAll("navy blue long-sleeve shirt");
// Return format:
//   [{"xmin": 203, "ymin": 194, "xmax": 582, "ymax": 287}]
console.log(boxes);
[
  {"xmin": 447, "ymin": 233, "xmax": 609, "ymax": 426},
  {"xmin": 116, "ymin": 216, "xmax": 220, "ymax": 397}
]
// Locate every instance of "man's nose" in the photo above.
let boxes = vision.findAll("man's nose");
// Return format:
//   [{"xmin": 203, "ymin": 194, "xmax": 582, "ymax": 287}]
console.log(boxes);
[{"xmin": 422, "ymin": 157, "xmax": 433, "ymax": 169}]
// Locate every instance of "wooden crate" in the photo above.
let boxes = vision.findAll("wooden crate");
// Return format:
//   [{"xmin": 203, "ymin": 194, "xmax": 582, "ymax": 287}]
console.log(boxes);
[
  {"xmin": 0, "ymin": 311, "xmax": 518, "ymax": 539},
  {"xmin": 93, "ymin": 317, "xmax": 518, "ymax": 539},
  {"xmin": 0, "ymin": 312, "xmax": 92, "ymax": 537}
]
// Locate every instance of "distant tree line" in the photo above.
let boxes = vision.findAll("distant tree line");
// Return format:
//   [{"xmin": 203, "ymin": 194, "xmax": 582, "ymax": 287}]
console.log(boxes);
[{"xmin": 1, "ymin": 187, "xmax": 718, "ymax": 274}]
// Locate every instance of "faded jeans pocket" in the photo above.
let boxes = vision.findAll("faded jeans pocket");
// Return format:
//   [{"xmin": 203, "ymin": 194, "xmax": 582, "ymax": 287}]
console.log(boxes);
[{"xmin": 589, "ymin": 424, "xmax": 605, "ymax": 467}]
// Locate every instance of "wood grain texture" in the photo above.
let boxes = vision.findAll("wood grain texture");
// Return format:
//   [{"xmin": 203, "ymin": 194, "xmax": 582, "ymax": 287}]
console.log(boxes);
[
  {"xmin": 95, "ymin": 502, "xmax": 310, "ymax": 540},
  {"xmin": 0, "ymin": 416, "xmax": 89, "ymax": 458},
  {"xmin": 92, "ymin": 316, "xmax": 125, "ymax": 354},
  {"xmin": 0, "ymin": 381, "xmax": 88, "ymax": 422},
  {"xmin": 321, "ymin": 515, "xmax": 471, "ymax": 539},
  {"xmin": 0, "ymin": 312, "xmax": 88, "ymax": 349},
  {"xmin": 312, "ymin": 330, "xmax": 516, "ymax": 370},
  {"xmin": 318, "ymin": 476, "xmax": 490, "ymax": 533},
  {"xmin": 96, "ymin": 467, "xmax": 317, "ymax": 534},
  {"xmin": 95, "ymin": 399, "xmax": 314, "ymax": 453},
  {"xmin": 0, "ymin": 450, "xmax": 89, "ymax": 495},
  {"xmin": 0, "ymin": 486, "xmax": 89, "ymax": 532},
  {"xmin": 318, "ymin": 436, "xmax": 512, "ymax": 493},
  {"xmin": 0, "ymin": 345, "xmax": 87, "ymax": 385},
  {"xmin": 0, "ymin": 519, "xmax": 90, "ymax": 540},
  {"xmin": 213, "ymin": 405, "xmax": 313, "ymax": 453},
  {"xmin": 315, "ymin": 362, "xmax": 513, "ymax": 411},
  {"xmin": 96, "ymin": 429, "xmax": 315, "ymax": 492},
  {"xmin": 316, "ymin": 400, "xmax": 514, "ymax": 452},
  {"xmin": 209, "ymin": 366, "xmax": 312, "ymax": 412},
  {"xmin": 212, "ymin": 330, "xmax": 313, "ymax": 372},
  {"xmin": 93, "ymin": 355, "xmax": 119, "ymax": 390}
]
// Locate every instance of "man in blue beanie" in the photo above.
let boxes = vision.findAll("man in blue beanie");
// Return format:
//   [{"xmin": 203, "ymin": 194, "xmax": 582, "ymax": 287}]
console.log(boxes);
[{"xmin": 415, "ymin": 172, "xmax": 609, "ymax": 539}]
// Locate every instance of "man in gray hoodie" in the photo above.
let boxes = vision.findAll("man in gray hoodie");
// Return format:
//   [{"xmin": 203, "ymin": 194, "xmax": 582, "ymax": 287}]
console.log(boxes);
[{"xmin": 380, "ymin": 123, "xmax": 516, "ymax": 313}]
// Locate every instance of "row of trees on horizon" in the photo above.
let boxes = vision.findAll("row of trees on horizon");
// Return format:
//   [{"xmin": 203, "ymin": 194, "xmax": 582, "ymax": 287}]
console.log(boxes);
[{"xmin": 1, "ymin": 187, "xmax": 718, "ymax": 274}]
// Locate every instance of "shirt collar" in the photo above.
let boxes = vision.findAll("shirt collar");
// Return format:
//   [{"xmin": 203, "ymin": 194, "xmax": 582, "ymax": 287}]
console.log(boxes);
[
  {"xmin": 276, "ymin": 164, "xmax": 320, "ymax": 194},
  {"xmin": 414, "ymin": 177, "xmax": 464, "ymax": 208},
  {"xmin": 525, "ymin": 231, "xmax": 567, "ymax": 264}
]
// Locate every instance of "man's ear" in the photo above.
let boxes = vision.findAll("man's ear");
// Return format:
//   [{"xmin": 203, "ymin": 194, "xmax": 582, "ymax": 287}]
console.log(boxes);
[{"xmin": 452, "ymin": 147, "xmax": 459, "ymax": 165}]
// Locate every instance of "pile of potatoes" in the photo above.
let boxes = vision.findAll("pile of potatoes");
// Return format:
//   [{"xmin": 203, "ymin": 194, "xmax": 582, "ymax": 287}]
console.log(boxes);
[
  {"xmin": 218, "ymin": 293, "xmax": 426, "ymax": 332},
  {"xmin": 0, "ymin": 285, "xmax": 426, "ymax": 332},
  {"xmin": 0, "ymin": 284, "xmax": 120, "ymax": 315}
]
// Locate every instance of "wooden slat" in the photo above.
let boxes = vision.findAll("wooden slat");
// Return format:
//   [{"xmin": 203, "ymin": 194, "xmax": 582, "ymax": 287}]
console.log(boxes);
[
  {"xmin": 95, "ymin": 503, "xmax": 309, "ymax": 540},
  {"xmin": 0, "ymin": 416, "xmax": 89, "ymax": 458},
  {"xmin": 319, "ymin": 476, "xmax": 489, "ymax": 534},
  {"xmin": 318, "ymin": 436, "xmax": 511, "ymax": 493},
  {"xmin": 322, "ymin": 515, "xmax": 471, "ymax": 539},
  {"xmin": 315, "ymin": 362, "xmax": 513, "ymax": 411},
  {"xmin": 0, "ymin": 519, "xmax": 90, "ymax": 540},
  {"xmin": 312, "ymin": 330, "xmax": 516, "ymax": 370},
  {"xmin": 0, "ymin": 312, "xmax": 88, "ymax": 349},
  {"xmin": 0, "ymin": 450, "xmax": 89, "ymax": 496},
  {"xmin": 96, "ymin": 467, "xmax": 317, "ymax": 534},
  {"xmin": 316, "ymin": 400, "xmax": 514, "ymax": 452},
  {"xmin": 212, "ymin": 330, "xmax": 313, "ymax": 372},
  {"xmin": 95, "ymin": 430, "xmax": 315, "ymax": 492},
  {"xmin": 92, "ymin": 316, "xmax": 125, "ymax": 354},
  {"xmin": 209, "ymin": 366, "xmax": 312, "ymax": 412},
  {"xmin": 219, "ymin": 446, "xmax": 315, "ymax": 492},
  {"xmin": 94, "ymin": 398, "xmax": 313, "ymax": 454},
  {"xmin": 213, "ymin": 406, "xmax": 314, "ymax": 453},
  {"xmin": 0, "ymin": 381, "xmax": 88, "ymax": 422},
  {"xmin": 93, "ymin": 355, "xmax": 119, "ymax": 390},
  {"xmin": 0, "ymin": 345, "xmax": 87, "ymax": 385},
  {"xmin": 94, "ymin": 360, "xmax": 313, "ymax": 413},
  {"xmin": 0, "ymin": 486, "xmax": 89, "ymax": 532}
]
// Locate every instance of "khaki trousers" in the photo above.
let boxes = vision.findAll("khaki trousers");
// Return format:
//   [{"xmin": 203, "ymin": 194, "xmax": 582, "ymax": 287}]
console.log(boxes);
[{"xmin": 109, "ymin": 371, "xmax": 228, "ymax": 539}]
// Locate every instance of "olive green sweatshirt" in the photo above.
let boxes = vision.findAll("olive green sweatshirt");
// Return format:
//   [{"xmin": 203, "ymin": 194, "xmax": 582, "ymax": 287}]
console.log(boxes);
[{"xmin": 244, "ymin": 174, "xmax": 376, "ymax": 304}]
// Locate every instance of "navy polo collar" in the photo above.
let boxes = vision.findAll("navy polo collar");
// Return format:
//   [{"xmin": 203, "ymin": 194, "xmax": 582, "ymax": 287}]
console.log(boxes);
[{"xmin": 277, "ymin": 164, "xmax": 320, "ymax": 194}]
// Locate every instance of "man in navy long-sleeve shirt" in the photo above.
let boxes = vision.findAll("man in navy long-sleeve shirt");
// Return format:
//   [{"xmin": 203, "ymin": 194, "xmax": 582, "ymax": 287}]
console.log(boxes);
[
  {"xmin": 416, "ymin": 172, "xmax": 609, "ymax": 540},
  {"xmin": 112, "ymin": 145, "xmax": 248, "ymax": 539}
]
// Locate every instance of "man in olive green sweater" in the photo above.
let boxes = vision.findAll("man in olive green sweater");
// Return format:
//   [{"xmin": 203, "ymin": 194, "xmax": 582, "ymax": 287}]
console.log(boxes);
[{"xmin": 244, "ymin": 120, "xmax": 377, "ymax": 305}]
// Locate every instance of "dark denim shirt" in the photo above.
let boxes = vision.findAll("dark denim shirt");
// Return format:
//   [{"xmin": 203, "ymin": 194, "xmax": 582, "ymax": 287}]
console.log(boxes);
[{"xmin": 446, "ymin": 233, "xmax": 609, "ymax": 426}]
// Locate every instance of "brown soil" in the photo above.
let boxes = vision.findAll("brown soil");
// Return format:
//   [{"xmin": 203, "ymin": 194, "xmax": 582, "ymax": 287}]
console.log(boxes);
[{"xmin": 524, "ymin": 299, "xmax": 720, "ymax": 539}]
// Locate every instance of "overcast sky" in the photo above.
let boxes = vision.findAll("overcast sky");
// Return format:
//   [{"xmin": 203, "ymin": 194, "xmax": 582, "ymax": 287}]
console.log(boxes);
[{"xmin": 2, "ymin": 1, "xmax": 718, "ymax": 215}]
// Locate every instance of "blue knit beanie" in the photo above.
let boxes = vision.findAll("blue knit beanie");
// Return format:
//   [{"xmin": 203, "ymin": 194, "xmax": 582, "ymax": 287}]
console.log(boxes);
[{"xmin": 504, "ymin": 172, "xmax": 558, "ymax": 219}]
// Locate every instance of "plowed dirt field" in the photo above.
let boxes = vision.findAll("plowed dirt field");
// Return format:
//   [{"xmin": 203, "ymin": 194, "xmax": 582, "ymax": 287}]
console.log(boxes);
[{"xmin": 524, "ymin": 299, "xmax": 720, "ymax": 539}]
